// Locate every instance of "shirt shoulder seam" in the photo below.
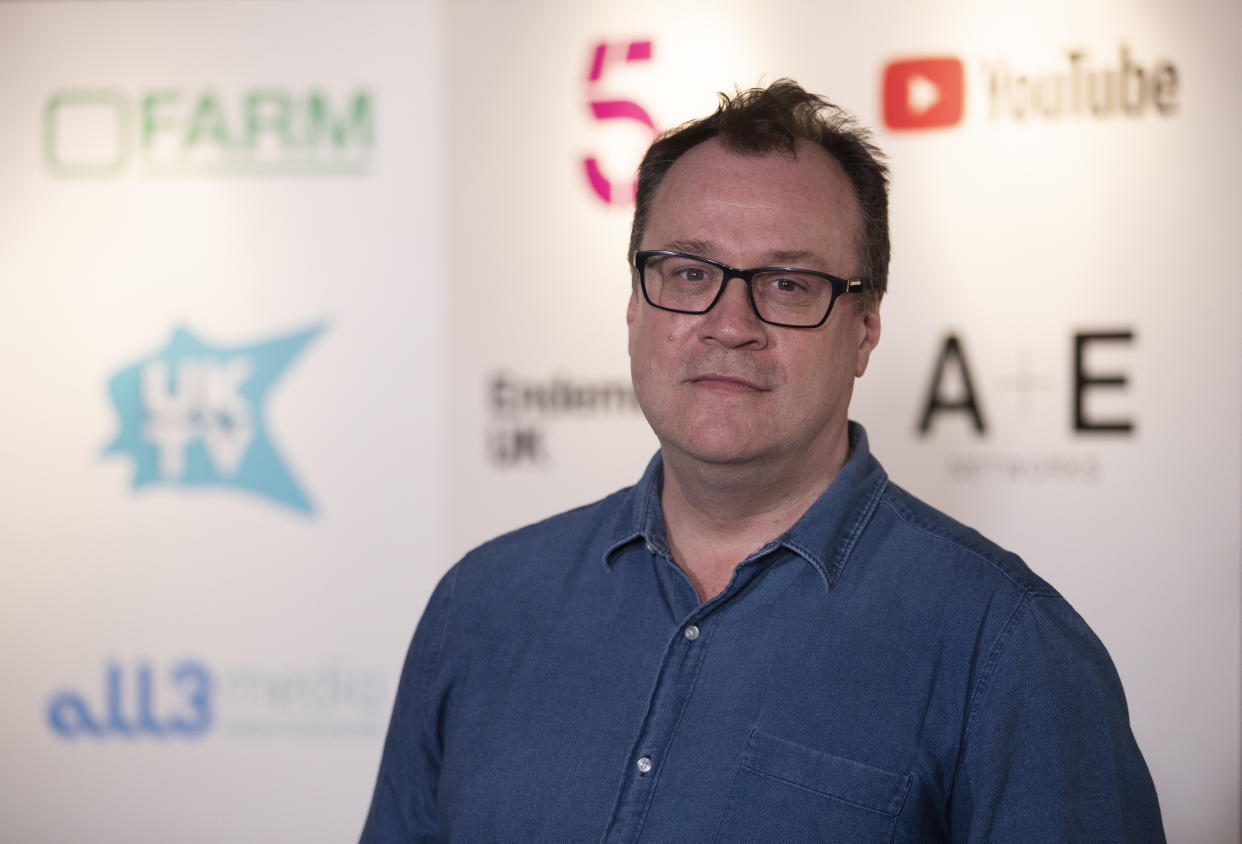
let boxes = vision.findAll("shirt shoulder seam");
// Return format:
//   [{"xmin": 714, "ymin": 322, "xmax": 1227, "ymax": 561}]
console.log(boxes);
[
  {"xmin": 419, "ymin": 565, "xmax": 458, "ymax": 723},
  {"xmin": 952, "ymin": 591, "xmax": 1060, "ymax": 784},
  {"xmin": 879, "ymin": 492, "xmax": 1056, "ymax": 598}
]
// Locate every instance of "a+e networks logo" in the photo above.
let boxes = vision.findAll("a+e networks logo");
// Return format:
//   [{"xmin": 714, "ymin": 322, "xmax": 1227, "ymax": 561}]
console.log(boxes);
[{"xmin": 103, "ymin": 324, "xmax": 323, "ymax": 513}]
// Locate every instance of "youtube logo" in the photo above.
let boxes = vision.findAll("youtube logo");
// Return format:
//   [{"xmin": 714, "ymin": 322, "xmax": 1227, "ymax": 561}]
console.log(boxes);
[{"xmin": 883, "ymin": 57, "xmax": 964, "ymax": 130}]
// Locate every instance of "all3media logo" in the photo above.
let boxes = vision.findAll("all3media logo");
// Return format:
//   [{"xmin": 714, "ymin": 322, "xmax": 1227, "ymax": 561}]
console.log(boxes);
[
  {"xmin": 103, "ymin": 324, "xmax": 323, "ymax": 513},
  {"xmin": 48, "ymin": 661, "xmax": 212, "ymax": 739},
  {"xmin": 47, "ymin": 660, "xmax": 388, "ymax": 740}
]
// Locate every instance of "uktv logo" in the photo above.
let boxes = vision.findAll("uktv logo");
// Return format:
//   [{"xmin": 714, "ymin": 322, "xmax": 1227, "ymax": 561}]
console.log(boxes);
[
  {"xmin": 103, "ymin": 324, "xmax": 323, "ymax": 513},
  {"xmin": 44, "ymin": 88, "xmax": 374, "ymax": 178}
]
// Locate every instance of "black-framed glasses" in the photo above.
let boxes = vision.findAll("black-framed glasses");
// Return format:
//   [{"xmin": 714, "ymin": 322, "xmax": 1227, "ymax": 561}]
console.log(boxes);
[{"xmin": 633, "ymin": 250, "xmax": 868, "ymax": 328}]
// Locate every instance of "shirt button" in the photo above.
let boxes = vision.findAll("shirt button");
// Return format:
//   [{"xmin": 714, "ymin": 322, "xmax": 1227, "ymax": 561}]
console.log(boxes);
[
  {"xmin": 644, "ymin": 541, "xmax": 655, "ymax": 554},
  {"xmin": 683, "ymin": 625, "xmax": 700, "ymax": 641},
  {"xmin": 636, "ymin": 757, "xmax": 652, "ymax": 773}
]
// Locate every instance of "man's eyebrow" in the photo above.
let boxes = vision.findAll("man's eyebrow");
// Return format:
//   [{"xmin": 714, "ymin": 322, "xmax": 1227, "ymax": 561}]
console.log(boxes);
[
  {"xmin": 660, "ymin": 242, "xmax": 827, "ymax": 268},
  {"xmin": 665, "ymin": 239, "xmax": 715, "ymax": 255},
  {"xmin": 766, "ymin": 249, "xmax": 821, "ymax": 266}
]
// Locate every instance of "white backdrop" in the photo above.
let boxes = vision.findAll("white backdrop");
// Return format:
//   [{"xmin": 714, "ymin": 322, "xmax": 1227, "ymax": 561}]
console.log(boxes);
[
  {"xmin": 0, "ymin": 3, "xmax": 446, "ymax": 843},
  {"xmin": 1, "ymin": 1, "xmax": 1238, "ymax": 842}
]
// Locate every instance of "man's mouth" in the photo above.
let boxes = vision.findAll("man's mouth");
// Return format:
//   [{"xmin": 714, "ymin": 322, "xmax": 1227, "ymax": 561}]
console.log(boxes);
[{"xmin": 689, "ymin": 374, "xmax": 768, "ymax": 393}]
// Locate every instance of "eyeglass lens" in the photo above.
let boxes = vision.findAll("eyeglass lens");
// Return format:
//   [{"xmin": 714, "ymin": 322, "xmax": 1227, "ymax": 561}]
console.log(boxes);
[{"xmin": 642, "ymin": 253, "xmax": 836, "ymax": 326}]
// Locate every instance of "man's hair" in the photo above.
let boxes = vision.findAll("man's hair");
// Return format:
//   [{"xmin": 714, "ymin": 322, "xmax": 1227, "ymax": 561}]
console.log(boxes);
[{"xmin": 628, "ymin": 79, "xmax": 890, "ymax": 310}]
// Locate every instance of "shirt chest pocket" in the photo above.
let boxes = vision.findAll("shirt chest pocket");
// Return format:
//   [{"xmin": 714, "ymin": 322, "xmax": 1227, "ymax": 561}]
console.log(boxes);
[{"xmin": 713, "ymin": 728, "xmax": 912, "ymax": 844}]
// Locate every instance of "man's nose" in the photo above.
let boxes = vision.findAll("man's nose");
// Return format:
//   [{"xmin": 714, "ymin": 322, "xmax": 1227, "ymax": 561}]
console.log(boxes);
[{"xmin": 698, "ymin": 275, "xmax": 768, "ymax": 348}]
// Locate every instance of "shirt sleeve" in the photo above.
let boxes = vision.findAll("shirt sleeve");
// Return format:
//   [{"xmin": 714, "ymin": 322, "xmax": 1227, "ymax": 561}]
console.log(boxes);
[
  {"xmin": 359, "ymin": 567, "xmax": 457, "ymax": 844},
  {"xmin": 950, "ymin": 591, "xmax": 1165, "ymax": 843}
]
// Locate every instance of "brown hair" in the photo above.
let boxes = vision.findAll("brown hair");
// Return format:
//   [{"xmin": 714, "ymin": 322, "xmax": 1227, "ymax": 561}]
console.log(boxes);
[{"xmin": 629, "ymin": 79, "xmax": 890, "ymax": 309}]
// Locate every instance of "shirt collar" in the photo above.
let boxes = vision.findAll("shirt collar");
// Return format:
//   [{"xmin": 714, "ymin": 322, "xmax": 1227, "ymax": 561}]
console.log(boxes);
[
  {"xmin": 601, "ymin": 450, "xmax": 667, "ymax": 564},
  {"xmin": 602, "ymin": 421, "xmax": 889, "ymax": 590}
]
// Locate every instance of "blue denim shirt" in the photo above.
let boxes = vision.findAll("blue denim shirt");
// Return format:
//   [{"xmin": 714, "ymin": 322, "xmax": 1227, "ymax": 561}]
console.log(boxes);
[{"xmin": 362, "ymin": 424, "xmax": 1163, "ymax": 843}]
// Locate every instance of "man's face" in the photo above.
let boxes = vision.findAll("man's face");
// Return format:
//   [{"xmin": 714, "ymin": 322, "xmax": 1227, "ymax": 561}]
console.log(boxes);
[{"xmin": 627, "ymin": 137, "xmax": 880, "ymax": 472}]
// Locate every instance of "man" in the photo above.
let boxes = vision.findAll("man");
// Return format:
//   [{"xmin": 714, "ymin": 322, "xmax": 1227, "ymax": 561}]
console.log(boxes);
[{"xmin": 363, "ymin": 80, "xmax": 1163, "ymax": 842}]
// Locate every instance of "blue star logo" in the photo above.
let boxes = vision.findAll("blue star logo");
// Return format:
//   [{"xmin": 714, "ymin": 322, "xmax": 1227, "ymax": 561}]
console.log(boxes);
[{"xmin": 103, "ymin": 324, "xmax": 324, "ymax": 514}]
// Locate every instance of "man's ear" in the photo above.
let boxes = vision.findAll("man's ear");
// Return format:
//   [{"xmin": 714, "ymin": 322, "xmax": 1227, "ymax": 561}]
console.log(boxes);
[
  {"xmin": 626, "ymin": 290, "xmax": 638, "ymax": 325},
  {"xmin": 854, "ymin": 308, "xmax": 881, "ymax": 378}
]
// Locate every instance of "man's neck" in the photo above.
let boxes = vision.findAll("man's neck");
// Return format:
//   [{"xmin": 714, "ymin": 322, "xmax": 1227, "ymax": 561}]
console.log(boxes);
[{"xmin": 659, "ymin": 430, "xmax": 850, "ymax": 602}]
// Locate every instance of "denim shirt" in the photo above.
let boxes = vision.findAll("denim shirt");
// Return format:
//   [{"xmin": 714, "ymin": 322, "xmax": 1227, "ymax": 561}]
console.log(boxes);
[{"xmin": 362, "ymin": 423, "xmax": 1164, "ymax": 843}]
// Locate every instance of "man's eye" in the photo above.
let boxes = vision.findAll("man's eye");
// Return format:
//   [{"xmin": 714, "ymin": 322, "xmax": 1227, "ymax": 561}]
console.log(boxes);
[
  {"xmin": 669, "ymin": 264, "xmax": 714, "ymax": 283},
  {"xmin": 770, "ymin": 276, "xmax": 808, "ymax": 294}
]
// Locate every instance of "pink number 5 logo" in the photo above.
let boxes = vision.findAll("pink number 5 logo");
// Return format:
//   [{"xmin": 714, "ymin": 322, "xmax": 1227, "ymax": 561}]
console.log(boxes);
[{"xmin": 583, "ymin": 40, "xmax": 656, "ymax": 204}]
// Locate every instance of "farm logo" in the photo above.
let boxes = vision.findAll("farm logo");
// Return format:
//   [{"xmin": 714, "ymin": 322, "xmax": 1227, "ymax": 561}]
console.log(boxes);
[{"xmin": 44, "ymin": 88, "xmax": 373, "ymax": 178}]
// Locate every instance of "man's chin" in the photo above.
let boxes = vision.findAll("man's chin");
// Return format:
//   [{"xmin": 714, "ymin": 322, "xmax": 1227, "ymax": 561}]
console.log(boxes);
[{"xmin": 658, "ymin": 431, "xmax": 772, "ymax": 469}]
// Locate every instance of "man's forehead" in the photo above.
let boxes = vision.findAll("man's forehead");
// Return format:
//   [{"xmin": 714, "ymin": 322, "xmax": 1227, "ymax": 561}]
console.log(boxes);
[
  {"xmin": 665, "ymin": 137, "xmax": 849, "ymax": 190},
  {"xmin": 645, "ymin": 138, "xmax": 862, "ymax": 270}
]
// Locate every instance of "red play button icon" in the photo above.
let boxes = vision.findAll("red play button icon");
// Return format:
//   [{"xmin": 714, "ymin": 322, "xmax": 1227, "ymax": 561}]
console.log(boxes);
[{"xmin": 882, "ymin": 57, "xmax": 964, "ymax": 130}]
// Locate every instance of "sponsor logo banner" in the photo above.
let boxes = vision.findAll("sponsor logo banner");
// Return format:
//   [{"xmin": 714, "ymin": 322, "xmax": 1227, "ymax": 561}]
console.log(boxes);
[
  {"xmin": 582, "ymin": 39, "xmax": 656, "ymax": 205},
  {"xmin": 904, "ymin": 327, "xmax": 1136, "ymax": 485},
  {"xmin": 103, "ymin": 324, "xmax": 323, "ymax": 513},
  {"xmin": 883, "ymin": 57, "xmax": 965, "ymax": 130},
  {"xmin": 882, "ymin": 46, "xmax": 1179, "ymax": 130},
  {"xmin": 46, "ymin": 660, "xmax": 387, "ymax": 741},
  {"xmin": 485, "ymin": 371, "xmax": 642, "ymax": 466},
  {"xmin": 984, "ymin": 46, "xmax": 1178, "ymax": 121},
  {"xmin": 44, "ymin": 88, "xmax": 374, "ymax": 178}
]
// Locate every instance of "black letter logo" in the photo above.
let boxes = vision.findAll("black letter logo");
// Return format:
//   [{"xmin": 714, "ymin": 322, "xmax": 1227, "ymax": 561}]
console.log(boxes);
[
  {"xmin": 919, "ymin": 334, "xmax": 986, "ymax": 435},
  {"xmin": 1073, "ymin": 330, "xmax": 1135, "ymax": 433}
]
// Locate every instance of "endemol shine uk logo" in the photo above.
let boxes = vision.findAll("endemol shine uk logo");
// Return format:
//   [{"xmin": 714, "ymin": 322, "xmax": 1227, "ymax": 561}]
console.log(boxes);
[
  {"xmin": 47, "ymin": 659, "xmax": 388, "ymax": 740},
  {"xmin": 44, "ymin": 87, "xmax": 373, "ymax": 178},
  {"xmin": 883, "ymin": 44, "xmax": 1179, "ymax": 131},
  {"xmin": 103, "ymin": 324, "xmax": 323, "ymax": 513},
  {"xmin": 485, "ymin": 371, "xmax": 643, "ymax": 466}
]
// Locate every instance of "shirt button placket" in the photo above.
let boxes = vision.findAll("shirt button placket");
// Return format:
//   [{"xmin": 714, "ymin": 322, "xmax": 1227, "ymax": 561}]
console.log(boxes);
[{"xmin": 601, "ymin": 616, "xmax": 712, "ymax": 842}]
